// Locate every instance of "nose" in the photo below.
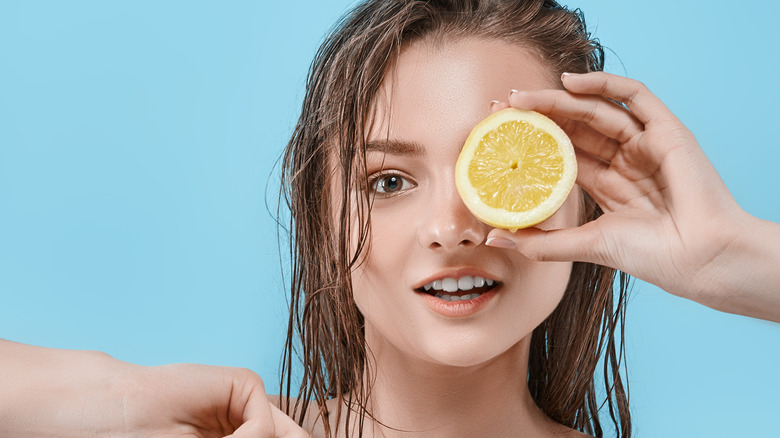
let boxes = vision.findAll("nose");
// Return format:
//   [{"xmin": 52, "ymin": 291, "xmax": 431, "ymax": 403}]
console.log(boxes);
[{"xmin": 417, "ymin": 177, "xmax": 488, "ymax": 251}]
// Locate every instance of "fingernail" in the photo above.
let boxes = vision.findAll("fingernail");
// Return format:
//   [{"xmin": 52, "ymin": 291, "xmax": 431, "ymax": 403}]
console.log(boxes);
[
  {"xmin": 485, "ymin": 237, "xmax": 516, "ymax": 249},
  {"xmin": 509, "ymin": 89, "xmax": 519, "ymax": 98},
  {"xmin": 488, "ymin": 99, "xmax": 500, "ymax": 110}
]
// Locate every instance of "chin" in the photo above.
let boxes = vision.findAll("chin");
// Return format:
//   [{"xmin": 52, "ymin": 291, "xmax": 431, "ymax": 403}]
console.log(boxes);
[{"xmin": 414, "ymin": 328, "xmax": 530, "ymax": 369}]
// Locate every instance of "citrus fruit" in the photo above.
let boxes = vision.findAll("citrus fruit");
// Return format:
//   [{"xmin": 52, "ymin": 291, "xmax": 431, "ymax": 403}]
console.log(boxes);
[{"xmin": 455, "ymin": 108, "xmax": 577, "ymax": 231}]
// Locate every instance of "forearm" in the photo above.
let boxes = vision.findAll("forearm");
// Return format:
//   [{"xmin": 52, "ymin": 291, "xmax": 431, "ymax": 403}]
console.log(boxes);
[
  {"xmin": 695, "ymin": 214, "xmax": 780, "ymax": 323},
  {"xmin": 0, "ymin": 340, "xmax": 121, "ymax": 437},
  {"xmin": 1, "ymin": 340, "xmax": 280, "ymax": 437}
]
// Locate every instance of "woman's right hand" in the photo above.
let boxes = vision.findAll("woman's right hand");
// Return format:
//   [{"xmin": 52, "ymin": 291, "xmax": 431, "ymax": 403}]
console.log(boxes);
[
  {"xmin": 485, "ymin": 72, "xmax": 780, "ymax": 322},
  {"xmin": 0, "ymin": 340, "xmax": 309, "ymax": 437}
]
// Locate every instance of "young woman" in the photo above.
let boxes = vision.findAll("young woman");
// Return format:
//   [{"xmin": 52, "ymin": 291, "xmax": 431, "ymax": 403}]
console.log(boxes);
[
  {"xmin": 276, "ymin": 0, "xmax": 780, "ymax": 437},
  {"xmin": 1, "ymin": 1, "xmax": 778, "ymax": 437}
]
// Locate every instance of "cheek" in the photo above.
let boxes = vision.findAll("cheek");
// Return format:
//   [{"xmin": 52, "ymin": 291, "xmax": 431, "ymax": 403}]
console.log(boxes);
[
  {"xmin": 350, "ymin": 200, "xmax": 421, "ymax": 327},
  {"xmin": 504, "ymin": 258, "xmax": 573, "ymax": 330},
  {"xmin": 351, "ymin": 207, "xmax": 409, "ymax": 293}
]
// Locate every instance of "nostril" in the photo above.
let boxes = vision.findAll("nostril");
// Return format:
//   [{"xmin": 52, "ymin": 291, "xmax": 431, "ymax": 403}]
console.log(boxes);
[{"xmin": 418, "ymin": 196, "xmax": 489, "ymax": 250}]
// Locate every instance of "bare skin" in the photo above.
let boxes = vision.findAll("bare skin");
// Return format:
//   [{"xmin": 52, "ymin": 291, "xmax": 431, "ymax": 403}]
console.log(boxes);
[
  {"xmin": 0, "ymin": 339, "xmax": 309, "ymax": 438},
  {"xmin": 5, "ymin": 29, "xmax": 780, "ymax": 438},
  {"xmin": 299, "ymin": 38, "xmax": 780, "ymax": 437},
  {"xmin": 487, "ymin": 72, "xmax": 780, "ymax": 323},
  {"xmin": 327, "ymin": 37, "xmax": 591, "ymax": 437}
]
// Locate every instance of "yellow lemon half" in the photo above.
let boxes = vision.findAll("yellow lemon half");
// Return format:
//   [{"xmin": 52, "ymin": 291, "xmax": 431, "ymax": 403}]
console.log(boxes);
[{"xmin": 455, "ymin": 108, "xmax": 577, "ymax": 231}]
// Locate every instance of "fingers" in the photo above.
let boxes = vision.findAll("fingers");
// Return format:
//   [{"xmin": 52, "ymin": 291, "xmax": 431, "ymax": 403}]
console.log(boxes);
[
  {"xmin": 560, "ymin": 71, "xmax": 673, "ymax": 125},
  {"xmin": 509, "ymin": 87, "xmax": 643, "ymax": 146},
  {"xmin": 486, "ymin": 224, "xmax": 608, "ymax": 266},
  {"xmin": 227, "ymin": 418, "xmax": 274, "ymax": 438},
  {"xmin": 488, "ymin": 99, "xmax": 510, "ymax": 113},
  {"xmin": 492, "ymin": 96, "xmax": 621, "ymax": 164},
  {"xmin": 269, "ymin": 404, "xmax": 311, "ymax": 438},
  {"xmin": 552, "ymin": 116, "xmax": 621, "ymax": 163},
  {"xmin": 221, "ymin": 367, "xmax": 276, "ymax": 438},
  {"xmin": 572, "ymin": 150, "xmax": 616, "ymax": 211},
  {"xmin": 227, "ymin": 402, "xmax": 310, "ymax": 438}
]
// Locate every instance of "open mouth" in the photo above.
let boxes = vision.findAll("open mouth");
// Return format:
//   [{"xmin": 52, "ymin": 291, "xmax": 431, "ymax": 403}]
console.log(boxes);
[{"xmin": 415, "ymin": 275, "xmax": 500, "ymax": 302}]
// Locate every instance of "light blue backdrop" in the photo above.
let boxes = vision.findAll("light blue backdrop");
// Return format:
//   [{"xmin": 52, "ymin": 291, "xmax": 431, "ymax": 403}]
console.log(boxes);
[{"xmin": 1, "ymin": 1, "xmax": 778, "ymax": 436}]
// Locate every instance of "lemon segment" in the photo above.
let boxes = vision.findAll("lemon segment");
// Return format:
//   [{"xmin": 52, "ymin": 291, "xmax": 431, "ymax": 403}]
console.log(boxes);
[{"xmin": 455, "ymin": 108, "xmax": 576, "ymax": 231}]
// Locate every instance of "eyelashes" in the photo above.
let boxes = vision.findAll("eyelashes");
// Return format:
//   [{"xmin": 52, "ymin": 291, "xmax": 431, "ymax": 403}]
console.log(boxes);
[{"xmin": 367, "ymin": 171, "xmax": 416, "ymax": 196}]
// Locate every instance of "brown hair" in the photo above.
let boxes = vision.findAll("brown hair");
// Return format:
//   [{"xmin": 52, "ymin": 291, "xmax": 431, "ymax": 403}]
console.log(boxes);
[{"xmin": 279, "ymin": 0, "xmax": 631, "ymax": 436}]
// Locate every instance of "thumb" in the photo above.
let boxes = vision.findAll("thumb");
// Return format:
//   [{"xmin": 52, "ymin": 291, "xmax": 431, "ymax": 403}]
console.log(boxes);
[
  {"xmin": 225, "ymin": 403, "xmax": 309, "ymax": 438},
  {"xmin": 219, "ymin": 367, "xmax": 275, "ymax": 438},
  {"xmin": 486, "ymin": 224, "xmax": 607, "ymax": 265},
  {"xmin": 269, "ymin": 403, "xmax": 311, "ymax": 438},
  {"xmin": 225, "ymin": 418, "xmax": 274, "ymax": 438}
]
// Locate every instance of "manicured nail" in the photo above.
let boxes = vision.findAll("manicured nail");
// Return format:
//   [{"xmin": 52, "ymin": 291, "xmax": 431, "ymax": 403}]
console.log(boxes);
[
  {"xmin": 489, "ymin": 99, "xmax": 500, "ymax": 110},
  {"xmin": 509, "ymin": 89, "xmax": 519, "ymax": 97},
  {"xmin": 486, "ymin": 237, "xmax": 516, "ymax": 249}
]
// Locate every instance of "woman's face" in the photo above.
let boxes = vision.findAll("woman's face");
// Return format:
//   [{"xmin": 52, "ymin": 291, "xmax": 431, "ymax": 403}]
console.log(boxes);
[{"xmin": 351, "ymin": 37, "xmax": 579, "ymax": 367}]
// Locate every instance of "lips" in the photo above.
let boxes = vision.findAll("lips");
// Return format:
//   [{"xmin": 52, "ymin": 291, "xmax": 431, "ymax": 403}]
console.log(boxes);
[{"xmin": 417, "ymin": 286, "xmax": 499, "ymax": 317}]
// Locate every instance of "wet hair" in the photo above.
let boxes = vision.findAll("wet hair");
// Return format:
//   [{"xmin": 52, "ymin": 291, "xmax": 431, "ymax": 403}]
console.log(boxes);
[{"xmin": 279, "ymin": 1, "xmax": 631, "ymax": 437}]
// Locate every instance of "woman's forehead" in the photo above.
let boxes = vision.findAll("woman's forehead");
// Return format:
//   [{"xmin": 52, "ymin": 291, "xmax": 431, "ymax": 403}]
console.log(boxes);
[{"xmin": 367, "ymin": 37, "xmax": 557, "ymax": 144}]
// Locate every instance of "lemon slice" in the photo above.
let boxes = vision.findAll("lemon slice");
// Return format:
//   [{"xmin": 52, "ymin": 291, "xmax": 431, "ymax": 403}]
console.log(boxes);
[{"xmin": 455, "ymin": 108, "xmax": 577, "ymax": 231}]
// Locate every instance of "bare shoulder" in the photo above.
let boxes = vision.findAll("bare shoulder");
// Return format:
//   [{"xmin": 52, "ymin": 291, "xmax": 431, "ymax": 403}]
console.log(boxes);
[
  {"xmin": 269, "ymin": 395, "xmax": 591, "ymax": 438},
  {"xmin": 545, "ymin": 417, "xmax": 594, "ymax": 438}
]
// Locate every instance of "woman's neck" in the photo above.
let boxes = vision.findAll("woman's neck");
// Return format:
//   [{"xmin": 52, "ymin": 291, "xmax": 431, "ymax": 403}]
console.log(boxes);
[{"xmin": 328, "ymin": 327, "xmax": 572, "ymax": 438}]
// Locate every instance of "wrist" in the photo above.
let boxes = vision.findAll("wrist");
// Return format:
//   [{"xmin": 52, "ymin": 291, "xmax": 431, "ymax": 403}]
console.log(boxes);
[{"xmin": 693, "ymin": 211, "xmax": 780, "ymax": 322}]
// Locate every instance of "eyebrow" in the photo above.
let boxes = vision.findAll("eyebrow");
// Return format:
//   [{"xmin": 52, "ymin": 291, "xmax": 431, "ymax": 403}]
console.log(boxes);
[{"xmin": 365, "ymin": 139, "xmax": 425, "ymax": 157}]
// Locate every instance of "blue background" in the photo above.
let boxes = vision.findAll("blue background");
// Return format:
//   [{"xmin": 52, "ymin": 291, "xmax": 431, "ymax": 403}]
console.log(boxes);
[{"xmin": 1, "ymin": 1, "xmax": 778, "ymax": 436}]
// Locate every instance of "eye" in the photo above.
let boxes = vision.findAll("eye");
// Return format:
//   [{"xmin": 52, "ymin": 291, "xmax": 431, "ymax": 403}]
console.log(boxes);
[{"xmin": 369, "ymin": 172, "xmax": 415, "ymax": 195}]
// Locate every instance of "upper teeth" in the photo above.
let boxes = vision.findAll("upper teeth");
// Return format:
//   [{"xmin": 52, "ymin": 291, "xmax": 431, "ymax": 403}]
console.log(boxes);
[{"xmin": 422, "ymin": 276, "xmax": 495, "ymax": 292}]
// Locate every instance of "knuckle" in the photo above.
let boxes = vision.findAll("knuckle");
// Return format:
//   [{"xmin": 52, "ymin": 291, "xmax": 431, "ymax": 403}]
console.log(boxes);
[
  {"xmin": 534, "ymin": 235, "xmax": 553, "ymax": 262},
  {"xmin": 535, "ymin": 251, "xmax": 552, "ymax": 262},
  {"xmin": 629, "ymin": 79, "xmax": 649, "ymax": 99},
  {"xmin": 616, "ymin": 124, "xmax": 637, "ymax": 144},
  {"xmin": 583, "ymin": 104, "xmax": 599, "ymax": 125},
  {"xmin": 232, "ymin": 367, "xmax": 266, "ymax": 392},
  {"xmin": 87, "ymin": 349, "xmax": 114, "ymax": 360},
  {"xmin": 595, "ymin": 75, "xmax": 609, "ymax": 94}
]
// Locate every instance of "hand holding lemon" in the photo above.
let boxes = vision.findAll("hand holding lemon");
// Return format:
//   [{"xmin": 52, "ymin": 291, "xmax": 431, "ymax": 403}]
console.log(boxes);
[{"xmin": 470, "ymin": 72, "xmax": 780, "ymax": 322}]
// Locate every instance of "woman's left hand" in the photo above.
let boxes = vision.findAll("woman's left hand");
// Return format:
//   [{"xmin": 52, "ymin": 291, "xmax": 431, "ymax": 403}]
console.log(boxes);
[{"xmin": 485, "ymin": 71, "xmax": 780, "ymax": 322}]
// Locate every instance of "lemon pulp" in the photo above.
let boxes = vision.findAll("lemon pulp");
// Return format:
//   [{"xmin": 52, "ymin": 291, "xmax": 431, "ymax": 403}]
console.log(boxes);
[{"xmin": 468, "ymin": 120, "xmax": 564, "ymax": 212}]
